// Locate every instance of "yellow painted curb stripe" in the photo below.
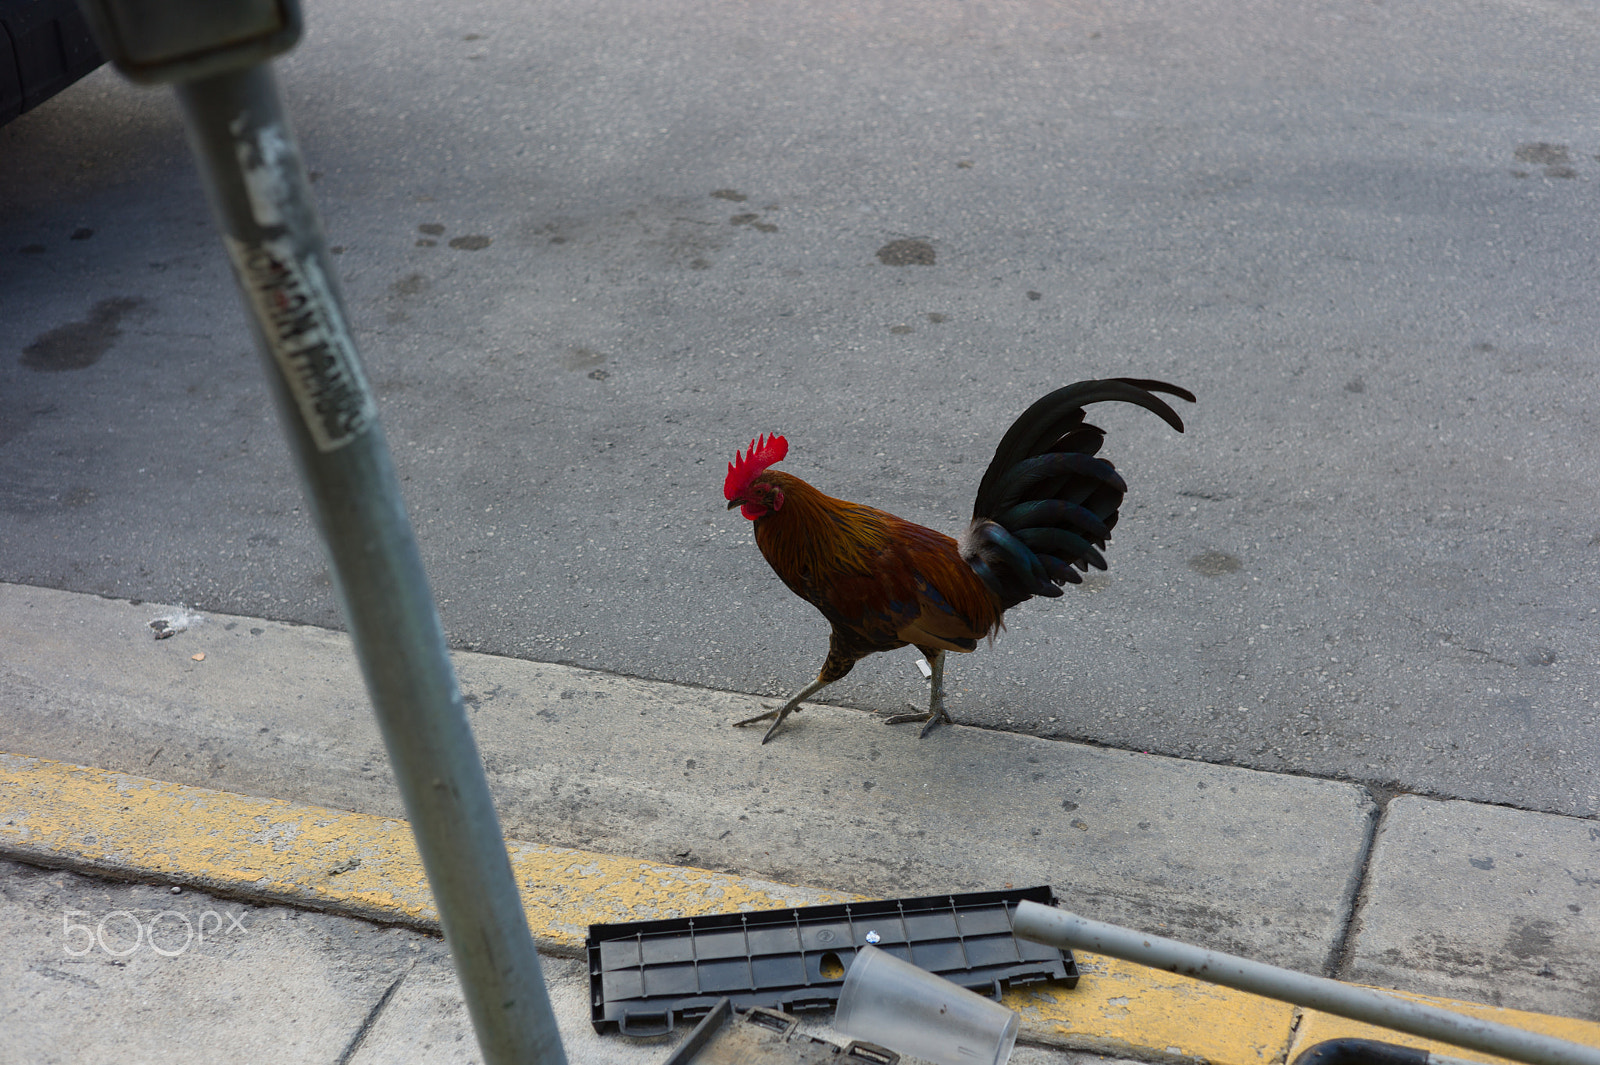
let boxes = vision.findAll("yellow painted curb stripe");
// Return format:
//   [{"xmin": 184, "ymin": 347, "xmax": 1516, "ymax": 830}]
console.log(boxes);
[
  {"xmin": 0, "ymin": 752, "xmax": 851, "ymax": 949},
  {"xmin": 0, "ymin": 752, "xmax": 1591, "ymax": 1065},
  {"xmin": 1291, "ymin": 990, "xmax": 1600, "ymax": 1064},
  {"xmin": 1010, "ymin": 958, "xmax": 1296, "ymax": 1063}
]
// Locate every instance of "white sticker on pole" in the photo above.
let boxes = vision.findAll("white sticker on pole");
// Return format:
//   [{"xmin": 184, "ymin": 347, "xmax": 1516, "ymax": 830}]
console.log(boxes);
[
  {"xmin": 233, "ymin": 118, "xmax": 293, "ymax": 228},
  {"xmin": 225, "ymin": 235, "xmax": 376, "ymax": 451}
]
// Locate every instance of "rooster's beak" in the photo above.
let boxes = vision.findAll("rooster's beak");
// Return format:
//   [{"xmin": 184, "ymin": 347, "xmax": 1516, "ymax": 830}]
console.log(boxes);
[{"xmin": 726, "ymin": 499, "xmax": 741, "ymax": 510}]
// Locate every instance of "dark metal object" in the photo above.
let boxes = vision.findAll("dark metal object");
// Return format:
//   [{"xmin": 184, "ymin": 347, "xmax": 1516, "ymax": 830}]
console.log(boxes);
[
  {"xmin": 0, "ymin": 0, "xmax": 103, "ymax": 123},
  {"xmin": 72, "ymin": 1, "xmax": 566, "ymax": 1061},
  {"xmin": 663, "ymin": 998, "xmax": 900, "ymax": 1065},
  {"xmin": 590, "ymin": 886, "xmax": 1077, "ymax": 1037},
  {"xmin": 1013, "ymin": 903, "xmax": 1600, "ymax": 1065},
  {"xmin": 1292, "ymin": 1040, "xmax": 1430, "ymax": 1065}
]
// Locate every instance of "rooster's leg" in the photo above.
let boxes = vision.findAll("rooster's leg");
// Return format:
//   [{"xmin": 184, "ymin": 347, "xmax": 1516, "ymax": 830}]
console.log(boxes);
[
  {"xmin": 733, "ymin": 677, "xmax": 832, "ymax": 743},
  {"xmin": 733, "ymin": 637, "xmax": 861, "ymax": 743},
  {"xmin": 885, "ymin": 648, "xmax": 953, "ymax": 737}
]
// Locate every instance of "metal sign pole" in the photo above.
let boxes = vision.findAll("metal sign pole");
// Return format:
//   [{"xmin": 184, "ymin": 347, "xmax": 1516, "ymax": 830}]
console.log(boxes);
[{"xmin": 74, "ymin": 3, "xmax": 567, "ymax": 1061}]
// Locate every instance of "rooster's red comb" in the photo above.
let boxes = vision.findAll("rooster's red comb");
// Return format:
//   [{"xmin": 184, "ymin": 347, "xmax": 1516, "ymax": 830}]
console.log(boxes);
[{"xmin": 724, "ymin": 433, "xmax": 788, "ymax": 500}]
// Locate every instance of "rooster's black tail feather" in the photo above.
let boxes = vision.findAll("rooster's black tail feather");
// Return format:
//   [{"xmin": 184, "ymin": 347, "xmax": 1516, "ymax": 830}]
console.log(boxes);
[{"xmin": 961, "ymin": 378, "xmax": 1193, "ymax": 610}]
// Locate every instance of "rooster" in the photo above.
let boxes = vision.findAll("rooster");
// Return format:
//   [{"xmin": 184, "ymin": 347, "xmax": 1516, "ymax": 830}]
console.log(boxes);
[{"xmin": 724, "ymin": 378, "xmax": 1194, "ymax": 742}]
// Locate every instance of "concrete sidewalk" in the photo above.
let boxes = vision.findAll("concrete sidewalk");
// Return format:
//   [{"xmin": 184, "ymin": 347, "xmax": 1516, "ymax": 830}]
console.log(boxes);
[{"xmin": 2, "ymin": 580, "xmax": 1598, "ymax": 1063}]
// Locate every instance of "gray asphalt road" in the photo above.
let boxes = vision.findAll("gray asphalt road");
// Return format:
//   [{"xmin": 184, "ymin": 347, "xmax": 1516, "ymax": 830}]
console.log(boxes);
[{"xmin": 2, "ymin": 0, "xmax": 1596, "ymax": 817}]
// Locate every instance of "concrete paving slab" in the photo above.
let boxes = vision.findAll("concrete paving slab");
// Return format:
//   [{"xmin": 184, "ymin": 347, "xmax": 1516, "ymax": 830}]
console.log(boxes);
[
  {"xmin": 350, "ymin": 949, "xmax": 676, "ymax": 1065},
  {"xmin": 0, "ymin": 581, "xmax": 1375, "ymax": 971},
  {"xmin": 1342, "ymin": 795, "xmax": 1600, "ymax": 1019},
  {"xmin": 0, "ymin": 857, "xmax": 416, "ymax": 1065},
  {"xmin": 0, "ymin": 854, "xmax": 739, "ymax": 1065}
]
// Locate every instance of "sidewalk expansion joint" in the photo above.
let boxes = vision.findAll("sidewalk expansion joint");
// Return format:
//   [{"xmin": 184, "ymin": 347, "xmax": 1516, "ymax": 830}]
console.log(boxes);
[
  {"xmin": 1323, "ymin": 794, "xmax": 1384, "ymax": 980},
  {"xmin": 334, "ymin": 971, "xmax": 408, "ymax": 1065}
]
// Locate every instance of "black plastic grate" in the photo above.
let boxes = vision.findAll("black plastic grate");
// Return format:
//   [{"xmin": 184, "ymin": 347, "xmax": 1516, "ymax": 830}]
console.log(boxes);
[{"xmin": 587, "ymin": 885, "xmax": 1078, "ymax": 1036}]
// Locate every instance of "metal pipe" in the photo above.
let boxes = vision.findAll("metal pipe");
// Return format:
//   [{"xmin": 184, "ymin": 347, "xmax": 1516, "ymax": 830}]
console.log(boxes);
[
  {"xmin": 169, "ymin": 65, "xmax": 566, "ymax": 1064},
  {"xmin": 1012, "ymin": 902, "xmax": 1600, "ymax": 1065}
]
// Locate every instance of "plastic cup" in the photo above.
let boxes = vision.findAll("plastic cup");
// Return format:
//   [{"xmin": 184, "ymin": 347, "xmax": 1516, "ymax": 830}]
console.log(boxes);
[{"xmin": 834, "ymin": 944, "xmax": 1020, "ymax": 1065}]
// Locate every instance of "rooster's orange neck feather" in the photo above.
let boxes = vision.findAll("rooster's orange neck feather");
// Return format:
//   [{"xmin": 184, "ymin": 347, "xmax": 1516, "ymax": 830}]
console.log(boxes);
[{"xmin": 751, "ymin": 471, "xmax": 892, "ymax": 578}]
